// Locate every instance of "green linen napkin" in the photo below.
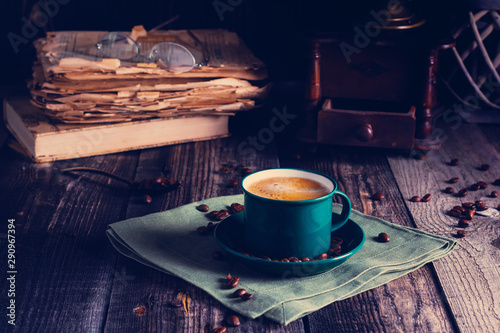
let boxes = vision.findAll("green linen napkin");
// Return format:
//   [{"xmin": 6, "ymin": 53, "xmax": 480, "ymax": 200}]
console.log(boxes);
[{"xmin": 106, "ymin": 194, "xmax": 456, "ymax": 325}]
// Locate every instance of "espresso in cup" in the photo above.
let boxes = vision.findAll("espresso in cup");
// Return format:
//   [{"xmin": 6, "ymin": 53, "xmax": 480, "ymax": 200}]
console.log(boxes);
[
  {"xmin": 242, "ymin": 168, "xmax": 352, "ymax": 260},
  {"xmin": 246, "ymin": 177, "xmax": 331, "ymax": 201}
]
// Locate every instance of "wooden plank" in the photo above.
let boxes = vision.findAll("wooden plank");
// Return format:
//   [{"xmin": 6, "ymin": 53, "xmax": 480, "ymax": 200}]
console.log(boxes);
[
  {"xmin": 0, "ymin": 150, "xmax": 139, "ymax": 332},
  {"xmin": 103, "ymin": 137, "xmax": 306, "ymax": 332},
  {"xmin": 279, "ymin": 145, "xmax": 456, "ymax": 332},
  {"xmin": 387, "ymin": 120, "xmax": 500, "ymax": 332}
]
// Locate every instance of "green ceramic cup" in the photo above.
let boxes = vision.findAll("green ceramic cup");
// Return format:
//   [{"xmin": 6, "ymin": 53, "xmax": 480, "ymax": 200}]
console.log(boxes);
[{"xmin": 241, "ymin": 168, "xmax": 351, "ymax": 260}]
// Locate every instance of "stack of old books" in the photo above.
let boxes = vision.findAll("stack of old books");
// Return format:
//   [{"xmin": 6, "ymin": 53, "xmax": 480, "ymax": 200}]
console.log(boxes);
[{"xmin": 5, "ymin": 26, "xmax": 268, "ymax": 162}]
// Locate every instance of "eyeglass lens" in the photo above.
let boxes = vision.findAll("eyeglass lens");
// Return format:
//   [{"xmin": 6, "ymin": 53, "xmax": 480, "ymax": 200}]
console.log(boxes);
[
  {"xmin": 96, "ymin": 32, "xmax": 139, "ymax": 60},
  {"xmin": 149, "ymin": 42, "xmax": 196, "ymax": 72}
]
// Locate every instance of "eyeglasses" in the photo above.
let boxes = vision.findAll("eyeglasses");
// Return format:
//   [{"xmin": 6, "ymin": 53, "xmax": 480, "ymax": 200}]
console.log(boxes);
[{"xmin": 95, "ymin": 31, "xmax": 209, "ymax": 73}]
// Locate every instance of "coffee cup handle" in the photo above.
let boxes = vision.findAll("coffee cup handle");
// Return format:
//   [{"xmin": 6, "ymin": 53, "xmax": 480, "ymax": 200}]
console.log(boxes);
[{"xmin": 331, "ymin": 190, "xmax": 351, "ymax": 231}]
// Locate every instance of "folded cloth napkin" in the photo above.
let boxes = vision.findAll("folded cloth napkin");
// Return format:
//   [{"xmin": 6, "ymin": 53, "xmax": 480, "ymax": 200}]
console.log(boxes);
[{"xmin": 107, "ymin": 194, "xmax": 456, "ymax": 325}]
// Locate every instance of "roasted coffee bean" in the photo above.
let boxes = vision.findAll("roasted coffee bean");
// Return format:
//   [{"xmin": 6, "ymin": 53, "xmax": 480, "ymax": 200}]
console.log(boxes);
[
  {"xmin": 462, "ymin": 202, "xmax": 474, "ymax": 209},
  {"xmin": 169, "ymin": 300, "xmax": 182, "ymax": 308},
  {"xmin": 226, "ymin": 179, "xmax": 238, "ymax": 188},
  {"xmin": 371, "ymin": 192, "xmax": 385, "ymax": 201},
  {"xmin": 301, "ymin": 257, "xmax": 311, "ymax": 262},
  {"xmin": 458, "ymin": 219, "xmax": 470, "ymax": 228},
  {"xmin": 377, "ymin": 232, "xmax": 390, "ymax": 242},
  {"xmin": 410, "ymin": 196, "xmax": 421, "ymax": 202},
  {"xmin": 476, "ymin": 204, "xmax": 488, "ymax": 211},
  {"xmin": 226, "ymin": 315, "xmax": 241, "ymax": 327},
  {"xmin": 212, "ymin": 251, "xmax": 224, "ymax": 260},
  {"xmin": 207, "ymin": 211, "xmax": 220, "ymax": 219},
  {"xmin": 469, "ymin": 183, "xmax": 480, "ymax": 191},
  {"xmin": 450, "ymin": 158, "xmax": 459, "ymax": 166},
  {"xmin": 315, "ymin": 253, "xmax": 328, "ymax": 260},
  {"xmin": 219, "ymin": 167, "xmax": 231, "ymax": 174},
  {"xmin": 289, "ymin": 257, "xmax": 301, "ymax": 262},
  {"xmin": 494, "ymin": 179, "xmax": 500, "ymax": 186},
  {"xmin": 458, "ymin": 188, "xmax": 469, "ymax": 197},
  {"xmin": 207, "ymin": 222, "xmax": 216, "ymax": 232},
  {"xmin": 197, "ymin": 226, "xmax": 209, "ymax": 234},
  {"xmin": 197, "ymin": 204, "xmax": 210, "ymax": 212},
  {"xmin": 453, "ymin": 206, "xmax": 466, "ymax": 213},
  {"xmin": 141, "ymin": 194, "xmax": 152, "ymax": 204},
  {"xmin": 477, "ymin": 181, "xmax": 488, "ymax": 189},
  {"xmin": 422, "ymin": 193, "xmax": 432, "ymax": 202},
  {"xmin": 479, "ymin": 164, "xmax": 490, "ymax": 171},
  {"xmin": 226, "ymin": 277, "xmax": 240, "ymax": 289},
  {"xmin": 226, "ymin": 273, "xmax": 232, "ymax": 280},
  {"xmin": 464, "ymin": 209, "xmax": 475, "ymax": 220},
  {"xmin": 448, "ymin": 177, "xmax": 460, "ymax": 183},
  {"xmin": 448, "ymin": 210, "xmax": 462, "ymax": 217},
  {"xmin": 491, "ymin": 191, "xmax": 498, "ymax": 198},
  {"xmin": 241, "ymin": 168, "xmax": 252, "ymax": 176},
  {"xmin": 444, "ymin": 187, "xmax": 455, "ymax": 194},
  {"xmin": 257, "ymin": 255, "xmax": 272, "ymax": 261},
  {"xmin": 233, "ymin": 289, "xmax": 247, "ymax": 298},
  {"xmin": 456, "ymin": 230, "xmax": 466, "ymax": 238},
  {"xmin": 241, "ymin": 293, "xmax": 253, "ymax": 300},
  {"xmin": 212, "ymin": 326, "xmax": 227, "ymax": 333},
  {"xmin": 229, "ymin": 203, "xmax": 245, "ymax": 214},
  {"xmin": 215, "ymin": 212, "xmax": 227, "ymax": 221},
  {"xmin": 474, "ymin": 200, "xmax": 484, "ymax": 206},
  {"xmin": 281, "ymin": 258, "xmax": 290, "ymax": 262}
]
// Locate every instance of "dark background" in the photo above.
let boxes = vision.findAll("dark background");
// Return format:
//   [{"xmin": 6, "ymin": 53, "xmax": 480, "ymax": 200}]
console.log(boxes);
[{"xmin": 0, "ymin": 0, "xmax": 491, "ymax": 88}]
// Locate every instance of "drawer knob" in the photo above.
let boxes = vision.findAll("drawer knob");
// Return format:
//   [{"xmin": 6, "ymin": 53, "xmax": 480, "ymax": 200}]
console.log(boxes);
[{"xmin": 355, "ymin": 123, "xmax": 373, "ymax": 142}]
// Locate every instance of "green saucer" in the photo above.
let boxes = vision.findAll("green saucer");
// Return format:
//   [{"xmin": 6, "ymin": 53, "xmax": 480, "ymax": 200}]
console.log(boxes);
[{"xmin": 214, "ymin": 212, "xmax": 365, "ymax": 277}]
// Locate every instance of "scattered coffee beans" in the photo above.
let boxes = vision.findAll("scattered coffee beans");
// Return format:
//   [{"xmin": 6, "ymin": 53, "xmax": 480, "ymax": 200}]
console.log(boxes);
[
  {"xmin": 456, "ymin": 230, "xmax": 466, "ymax": 238},
  {"xmin": 458, "ymin": 220, "xmax": 470, "ymax": 228},
  {"xmin": 141, "ymin": 194, "xmax": 152, "ymax": 204},
  {"xmin": 422, "ymin": 193, "xmax": 432, "ymax": 202},
  {"xmin": 169, "ymin": 300, "xmax": 182, "ymax": 308},
  {"xmin": 371, "ymin": 192, "xmax": 385, "ymax": 201},
  {"xmin": 450, "ymin": 158, "xmax": 459, "ymax": 166},
  {"xmin": 410, "ymin": 196, "xmax": 421, "ymax": 202},
  {"xmin": 448, "ymin": 209, "xmax": 461, "ymax": 217},
  {"xmin": 444, "ymin": 187, "xmax": 454, "ymax": 194},
  {"xmin": 226, "ymin": 276, "xmax": 240, "ymax": 289},
  {"xmin": 491, "ymin": 191, "xmax": 498, "ymax": 198},
  {"xmin": 241, "ymin": 293, "xmax": 253, "ymax": 300},
  {"xmin": 315, "ymin": 253, "xmax": 328, "ymax": 260},
  {"xmin": 212, "ymin": 326, "xmax": 227, "ymax": 333},
  {"xmin": 448, "ymin": 177, "xmax": 460, "ymax": 183},
  {"xmin": 464, "ymin": 209, "xmax": 475, "ymax": 220},
  {"xmin": 469, "ymin": 183, "xmax": 480, "ymax": 191},
  {"xmin": 477, "ymin": 181, "xmax": 488, "ymax": 189},
  {"xmin": 377, "ymin": 232, "xmax": 390, "ymax": 242},
  {"xmin": 462, "ymin": 202, "xmax": 474, "ymax": 209},
  {"xmin": 233, "ymin": 289, "xmax": 247, "ymax": 298},
  {"xmin": 476, "ymin": 203, "xmax": 488, "ymax": 211},
  {"xmin": 229, "ymin": 203, "xmax": 244, "ymax": 214},
  {"xmin": 197, "ymin": 204, "xmax": 210, "ymax": 212},
  {"xmin": 479, "ymin": 164, "xmax": 490, "ymax": 171},
  {"xmin": 458, "ymin": 188, "xmax": 469, "ymax": 197},
  {"xmin": 226, "ymin": 315, "xmax": 240, "ymax": 327}
]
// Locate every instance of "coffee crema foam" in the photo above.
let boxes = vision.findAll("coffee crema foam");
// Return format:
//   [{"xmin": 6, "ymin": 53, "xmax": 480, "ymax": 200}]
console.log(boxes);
[{"xmin": 246, "ymin": 177, "xmax": 331, "ymax": 201}]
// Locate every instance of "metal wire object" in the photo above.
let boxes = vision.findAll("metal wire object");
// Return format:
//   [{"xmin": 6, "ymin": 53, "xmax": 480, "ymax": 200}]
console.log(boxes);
[{"xmin": 442, "ymin": 11, "xmax": 500, "ymax": 110}]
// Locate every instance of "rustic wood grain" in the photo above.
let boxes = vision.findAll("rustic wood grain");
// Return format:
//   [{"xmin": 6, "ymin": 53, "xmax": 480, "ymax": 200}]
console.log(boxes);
[
  {"xmin": 280, "ymin": 145, "xmax": 456, "ymax": 333},
  {"xmin": 103, "ymin": 137, "xmax": 305, "ymax": 333},
  {"xmin": 387, "ymin": 120, "xmax": 500, "ymax": 332},
  {"xmin": 0, "ymin": 149, "xmax": 139, "ymax": 332}
]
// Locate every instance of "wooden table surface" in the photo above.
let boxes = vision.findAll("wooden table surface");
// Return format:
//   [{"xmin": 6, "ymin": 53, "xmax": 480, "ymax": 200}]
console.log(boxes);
[{"xmin": 1, "ymin": 114, "xmax": 500, "ymax": 333}]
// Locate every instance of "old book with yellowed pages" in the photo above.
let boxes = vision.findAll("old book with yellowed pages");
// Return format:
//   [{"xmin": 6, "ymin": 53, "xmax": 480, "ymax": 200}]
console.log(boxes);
[{"xmin": 4, "ymin": 96, "xmax": 230, "ymax": 162}]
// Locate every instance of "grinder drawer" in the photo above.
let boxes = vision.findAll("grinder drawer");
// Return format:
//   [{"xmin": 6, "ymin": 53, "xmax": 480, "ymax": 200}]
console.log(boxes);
[{"xmin": 317, "ymin": 99, "xmax": 416, "ymax": 149}]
